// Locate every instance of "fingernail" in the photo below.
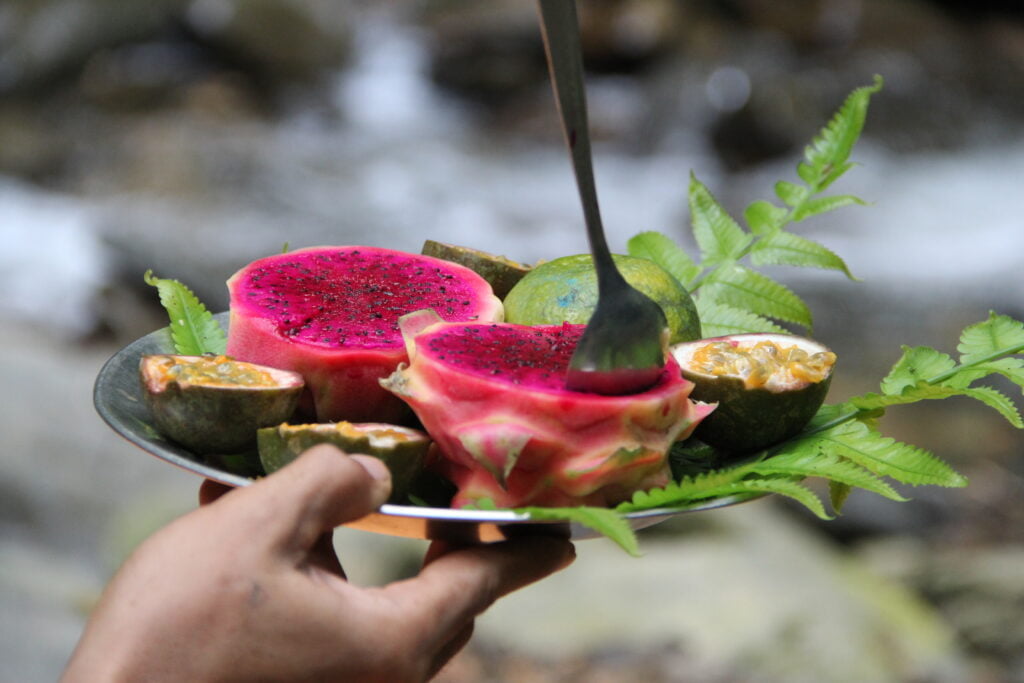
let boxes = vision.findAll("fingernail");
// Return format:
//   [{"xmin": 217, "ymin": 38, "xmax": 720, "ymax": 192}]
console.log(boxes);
[{"xmin": 349, "ymin": 455, "xmax": 391, "ymax": 482}]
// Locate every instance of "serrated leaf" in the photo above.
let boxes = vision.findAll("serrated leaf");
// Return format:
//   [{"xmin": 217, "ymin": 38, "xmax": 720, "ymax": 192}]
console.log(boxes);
[
  {"xmin": 957, "ymin": 312, "xmax": 1024, "ymax": 366},
  {"xmin": 688, "ymin": 173, "xmax": 752, "ymax": 266},
  {"xmin": 945, "ymin": 358, "xmax": 1024, "ymax": 391},
  {"xmin": 695, "ymin": 299, "xmax": 789, "ymax": 337},
  {"xmin": 626, "ymin": 231, "xmax": 702, "ymax": 288},
  {"xmin": 800, "ymin": 75, "xmax": 883, "ymax": 191},
  {"xmin": 753, "ymin": 448, "xmax": 907, "ymax": 502},
  {"xmin": 620, "ymin": 464, "xmax": 760, "ymax": 512},
  {"xmin": 144, "ymin": 270, "xmax": 226, "ymax": 355},
  {"xmin": 519, "ymin": 506, "xmax": 641, "ymax": 556},
  {"xmin": 815, "ymin": 421, "xmax": 967, "ymax": 488},
  {"xmin": 749, "ymin": 231, "xmax": 856, "ymax": 279},
  {"xmin": 960, "ymin": 385, "xmax": 1024, "ymax": 428},
  {"xmin": 744, "ymin": 200, "xmax": 788, "ymax": 235},
  {"xmin": 792, "ymin": 194, "xmax": 866, "ymax": 222},
  {"xmin": 881, "ymin": 346, "xmax": 957, "ymax": 395},
  {"xmin": 701, "ymin": 264, "xmax": 812, "ymax": 328},
  {"xmin": 775, "ymin": 180, "xmax": 809, "ymax": 208},
  {"xmin": 849, "ymin": 384, "xmax": 962, "ymax": 411},
  {"xmin": 829, "ymin": 481, "xmax": 853, "ymax": 513}
]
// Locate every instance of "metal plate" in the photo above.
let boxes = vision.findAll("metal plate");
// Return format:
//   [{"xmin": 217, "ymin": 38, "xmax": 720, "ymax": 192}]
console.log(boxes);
[{"xmin": 93, "ymin": 314, "xmax": 761, "ymax": 542}]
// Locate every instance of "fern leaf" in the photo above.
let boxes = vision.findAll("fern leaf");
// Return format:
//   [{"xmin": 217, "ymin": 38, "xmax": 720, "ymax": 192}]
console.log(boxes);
[
  {"xmin": 144, "ymin": 270, "xmax": 227, "ymax": 356},
  {"xmin": 775, "ymin": 180, "xmax": 810, "ymax": 208},
  {"xmin": 960, "ymin": 386, "xmax": 1024, "ymax": 428},
  {"xmin": 957, "ymin": 312, "xmax": 1024, "ymax": 365},
  {"xmin": 744, "ymin": 200, "xmax": 788, "ymax": 235},
  {"xmin": 881, "ymin": 346, "xmax": 957, "ymax": 395},
  {"xmin": 798, "ymin": 75, "xmax": 883, "ymax": 191},
  {"xmin": 688, "ymin": 173, "xmax": 752, "ymax": 266},
  {"xmin": 829, "ymin": 481, "xmax": 853, "ymax": 513},
  {"xmin": 749, "ymin": 231, "xmax": 855, "ymax": 279},
  {"xmin": 816, "ymin": 421, "xmax": 967, "ymax": 487},
  {"xmin": 620, "ymin": 464, "xmax": 759, "ymax": 512},
  {"xmin": 626, "ymin": 231, "xmax": 702, "ymax": 288},
  {"xmin": 792, "ymin": 194, "xmax": 866, "ymax": 222},
  {"xmin": 752, "ymin": 447, "xmax": 907, "ymax": 501},
  {"xmin": 700, "ymin": 264, "xmax": 812, "ymax": 328},
  {"xmin": 696, "ymin": 300, "xmax": 789, "ymax": 337},
  {"xmin": 849, "ymin": 385, "xmax": 962, "ymax": 411},
  {"xmin": 945, "ymin": 358, "xmax": 1024, "ymax": 390},
  {"xmin": 520, "ymin": 506, "xmax": 641, "ymax": 556}
]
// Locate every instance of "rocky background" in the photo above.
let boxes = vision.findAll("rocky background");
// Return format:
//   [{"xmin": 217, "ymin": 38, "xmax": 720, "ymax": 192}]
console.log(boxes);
[{"xmin": 2, "ymin": 1, "xmax": 1023, "ymax": 681}]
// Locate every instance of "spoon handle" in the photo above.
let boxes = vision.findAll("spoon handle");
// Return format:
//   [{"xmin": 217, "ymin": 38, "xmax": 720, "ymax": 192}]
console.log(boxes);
[{"xmin": 536, "ymin": 0, "xmax": 619, "ymax": 283}]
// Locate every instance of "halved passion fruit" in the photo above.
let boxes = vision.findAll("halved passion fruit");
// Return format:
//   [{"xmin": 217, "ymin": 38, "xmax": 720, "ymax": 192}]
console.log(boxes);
[
  {"xmin": 671, "ymin": 333, "xmax": 836, "ymax": 455},
  {"xmin": 140, "ymin": 354, "xmax": 305, "ymax": 454},
  {"xmin": 257, "ymin": 422, "xmax": 432, "ymax": 503}
]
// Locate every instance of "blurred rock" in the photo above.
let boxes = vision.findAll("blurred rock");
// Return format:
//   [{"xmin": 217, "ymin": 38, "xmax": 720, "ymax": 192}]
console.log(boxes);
[{"xmin": 464, "ymin": 502, "xmax": 968, "ymax": 683}]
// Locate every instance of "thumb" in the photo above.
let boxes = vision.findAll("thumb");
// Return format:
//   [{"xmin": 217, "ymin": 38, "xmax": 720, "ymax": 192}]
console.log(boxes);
[{"xmin": 229, "ymin": 444, "xmax": 392, "ymax": 554}]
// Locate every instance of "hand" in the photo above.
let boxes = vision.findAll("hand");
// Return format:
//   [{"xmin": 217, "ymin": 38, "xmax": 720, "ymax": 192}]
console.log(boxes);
[{"xmin": 62, "ymin": 445, "xmax": 575, "ymax": 682}]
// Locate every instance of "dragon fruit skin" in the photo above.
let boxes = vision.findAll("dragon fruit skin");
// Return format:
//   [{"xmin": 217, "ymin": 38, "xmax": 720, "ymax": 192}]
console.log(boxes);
[
  {"xmin": 226, "ymin": 246, "xmax": 503, "ymax": 423},
  {"xmin": 381, "ymin": 312, "xmax": 715, "ymax": 508}
]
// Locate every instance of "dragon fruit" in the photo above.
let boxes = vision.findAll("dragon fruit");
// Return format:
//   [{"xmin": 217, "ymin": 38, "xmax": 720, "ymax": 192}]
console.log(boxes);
[
  {"xmin": 226, "ymin": 246, "xmax": 503, "ymax": 423},
  {"xmin": 380, "ymin": 310, "xmax": 714, "ymax": 508}
]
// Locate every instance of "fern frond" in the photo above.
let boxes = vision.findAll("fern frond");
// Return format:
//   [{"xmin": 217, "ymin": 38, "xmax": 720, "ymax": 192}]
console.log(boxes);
[
  {"xmin": 688, "ymin": 173, "xmax": 751, "ymax": 266},
  {"xmin": 700, "ymin": 264, "xmax": 812, "ymax": 328},
  {"xmin": 695, "ymin": 300, "xmax": 789, "ymax": 337}
]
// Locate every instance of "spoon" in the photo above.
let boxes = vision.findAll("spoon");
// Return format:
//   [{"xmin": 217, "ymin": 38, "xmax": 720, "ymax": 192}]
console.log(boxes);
[{"xmin": 536, "ymin": 0, "xmax": 669, "ymax": 395}]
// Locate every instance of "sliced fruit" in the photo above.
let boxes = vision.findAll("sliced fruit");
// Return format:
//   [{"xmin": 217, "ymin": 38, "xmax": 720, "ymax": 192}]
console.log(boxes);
[
  {"xmin": 672, "ymin": 333, "xmax": 836, "ymax": 454},
  {"xmin": 257, "ymin": 422, "xmax": 431, "ymax": 502},
  {"xmin": 226, "ymin": 245, "xmax": 503, "ymax": 423},
  {"xmin": 421, "ymin": 239, "xmax": 532, "ymax": 298},
  {"xmin": 380, "ymin": 309, "xmax": 713, "ymax": 508},
  {"xmin": 503, "ymin": 253, "xmax": 701, "ymax": 344},
  {"xmin": 140, "ymin": 354, "xmax": 304, "ymax": 454}
]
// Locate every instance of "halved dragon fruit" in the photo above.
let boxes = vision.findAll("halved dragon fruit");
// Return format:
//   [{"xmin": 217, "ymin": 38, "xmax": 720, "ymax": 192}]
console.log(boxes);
[
  {"xmin": 226, "ymin": 246, "xmax": 503, "ymax": 423},
  {"xmin": 380, "ymin": 310, "xmax": 714, "ymax": 508}
]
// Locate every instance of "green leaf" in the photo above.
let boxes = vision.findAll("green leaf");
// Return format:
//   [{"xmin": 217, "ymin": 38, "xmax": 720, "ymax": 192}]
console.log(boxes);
[
  {"xmin": 945, "ymin": 358, "xmax": 1024, "ymax": 391},
  {"xmin": 850, "ymin": 384, "xmax": 963, "ymax": 411},
  {"xmin": 688, "ymin": 173, "xmax": 752, "ymax": 266},
  {"xmin": 626, "ymin": 231, "xmax": 702, "ymax": 288},
  {"xmin": 695, "ymin": 300, "xmax": 789, "ymax": 337},
  {"xmin": 619, "ymin": 464, "xmax": 760, "ymax": 512},
  {"xmin": 749, "ymin": 231, "xmax": 856, "ymax": 279},
  {"xmin": 957, "ymin": 312, "xmax": 1024, "ymax": 365},
  {"xmin": 829, "ymin": 481, "xmax": 853, "ymax": 513},
  {"xmin": 798, "ymin": 75, "xmax": 883, "ymax": 191},
  {"xmin": 144, "ymin": 270, "xmax": 226, "ymax": 355},
  {"xmin": 519, "ymin": 506, "xmax": 641, "ymax": 557},
  {"xmin": 775, "ymin": 180, "xmax": 809, "ymax": 208},
  {"xmin": 792, "ymin": 194, "xmax": 866, "ymax": 222},
  {"xmin": 881, "ymin": 346, "xmax": 957, "ymax": 395},
  {"xmin": 752, "ymin": 448, "xmax": 907, "ymax": 502},
  {"xmin": 814, "ymin": 421, "xmax": 967, "ymax": 488},
  {"xmin": 744, "ymin": 200, "xmax": 788, "ymax": 235},
  {"xmin": 960, "ymin": 386, "xmax": 1024, "ymax": 428},
  {"xmin": 700, "ymin": 264, "xmax": 812, "ymax": 328}
]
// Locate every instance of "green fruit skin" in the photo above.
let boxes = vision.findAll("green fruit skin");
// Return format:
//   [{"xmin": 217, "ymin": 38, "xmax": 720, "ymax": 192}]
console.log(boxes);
[
  {"xmin": 422, "ymin": 240, "xmax": 532, "ymax": 299},
  {"xmin": 144, "ymin": 382, "xmax": 303, "ymax": 454},
  {"xmin": 257, "ymin": 424, "xmax": 431, "ymax": 503},
  {"xmin": 504, "ymin": 253, "xmax": 701, "ymax": 344},
  {"xmin": 683, "ymin": 371, "xmax": 832, "ymax": 456}
]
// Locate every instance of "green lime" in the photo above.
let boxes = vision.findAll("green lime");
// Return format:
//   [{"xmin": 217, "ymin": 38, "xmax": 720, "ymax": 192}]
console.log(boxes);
[{"xmin": 503, "ymin": 254, "xmax": 701, "ymax": 344}]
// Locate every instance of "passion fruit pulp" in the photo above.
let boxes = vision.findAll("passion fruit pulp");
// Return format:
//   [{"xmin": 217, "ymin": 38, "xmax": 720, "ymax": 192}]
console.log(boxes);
[
  {"xmin": 671, "ymin": 333, "xmax": 836, "ymax": 455},
  {"xmin": 140, "ymin": 354, "xmax": 304, "ymax": 454},
  {"xmin": 257, "ymin": 422, "xmax": 432, "ymax": 503}
]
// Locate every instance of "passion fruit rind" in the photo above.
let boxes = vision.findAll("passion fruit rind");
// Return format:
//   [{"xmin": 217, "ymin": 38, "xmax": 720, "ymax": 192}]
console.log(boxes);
[
  {"xmin": 257, "ymin": 422, "xmax": 432, "ymax": 503},
  {"xmin": 671, "ymin": 333, "xmax": 835, "ymax": 455},
  {"xmin": 140, "ymin": 354, "xmax": 305, "ymax": 454},
  {"xmin": 421, "ymin": 239, "xmax": 532, "ymax": 299}
]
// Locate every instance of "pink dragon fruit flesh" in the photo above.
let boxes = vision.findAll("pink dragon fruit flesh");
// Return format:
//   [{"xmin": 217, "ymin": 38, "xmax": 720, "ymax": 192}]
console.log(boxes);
[
  {"xmin": 380, "ymin": 309, "xmax": 715, "ymax": 508},
  {"xmin": 227, "ymin": 246, "xmax": 503, "ymax": 423}
]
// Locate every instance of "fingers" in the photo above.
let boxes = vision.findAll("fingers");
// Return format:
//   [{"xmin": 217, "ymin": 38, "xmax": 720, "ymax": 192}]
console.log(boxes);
[
  {"xmin": 387, "ymin": 535, "xmax": 575, "ymax": 654},
  {"xmin": 225, "ymin": 445, "xmax": 392, "ymax": 556}
]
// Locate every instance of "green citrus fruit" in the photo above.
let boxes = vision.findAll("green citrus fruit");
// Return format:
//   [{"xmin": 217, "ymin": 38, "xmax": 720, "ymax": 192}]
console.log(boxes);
[{"xmin": 503, "ymin": 253, "xmax": 701, "ymax": 344}]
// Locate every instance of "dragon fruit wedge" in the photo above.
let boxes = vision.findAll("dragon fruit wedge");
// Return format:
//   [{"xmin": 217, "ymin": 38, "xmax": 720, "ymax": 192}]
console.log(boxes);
[
  {"xmin": 227, "ymin": 246, "xmax": 503, "ymax": 423},
  {"xmin": 380, "ymin": 310, "xmax": 715, "ymax": 508}
]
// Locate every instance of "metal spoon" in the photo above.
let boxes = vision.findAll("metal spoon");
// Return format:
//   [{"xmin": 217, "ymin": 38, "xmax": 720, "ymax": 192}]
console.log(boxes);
[{"xmin": 536, "ymin": 0, "xmax": 669, "ymax": 395}]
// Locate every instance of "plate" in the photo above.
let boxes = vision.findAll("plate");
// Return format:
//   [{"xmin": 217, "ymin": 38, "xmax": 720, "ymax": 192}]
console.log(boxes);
[{"xmin": 94, "ymin": 313, "xmax": 760, "ymax": 542}]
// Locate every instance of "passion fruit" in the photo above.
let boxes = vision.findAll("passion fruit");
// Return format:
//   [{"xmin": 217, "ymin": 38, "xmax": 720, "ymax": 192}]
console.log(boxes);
[
  {"xmin": 257, "ymin": 422, "xmax": 432, "ymax": 502},
  {"xmin": 140, "ymin": 354, "xmax": 304, "ymax": 454},
  {"xmin": 671, "ymin": 333, "xmax": 836, "ymax": 455},
  {"xmin": 422, "ymin": 239, "xmax": 532, "ymax": 299}
]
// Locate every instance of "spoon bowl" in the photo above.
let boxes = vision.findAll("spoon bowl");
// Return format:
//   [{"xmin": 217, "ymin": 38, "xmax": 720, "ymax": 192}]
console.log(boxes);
[{"xmin": 536, "ymin": 0, "xmax": 669, "ymax": 395}]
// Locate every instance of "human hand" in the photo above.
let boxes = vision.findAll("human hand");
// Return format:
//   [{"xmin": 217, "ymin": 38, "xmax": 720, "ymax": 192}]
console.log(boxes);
[{"xmin": 62, "ymin": 445, "xmax": 575, "ymax": 682}]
